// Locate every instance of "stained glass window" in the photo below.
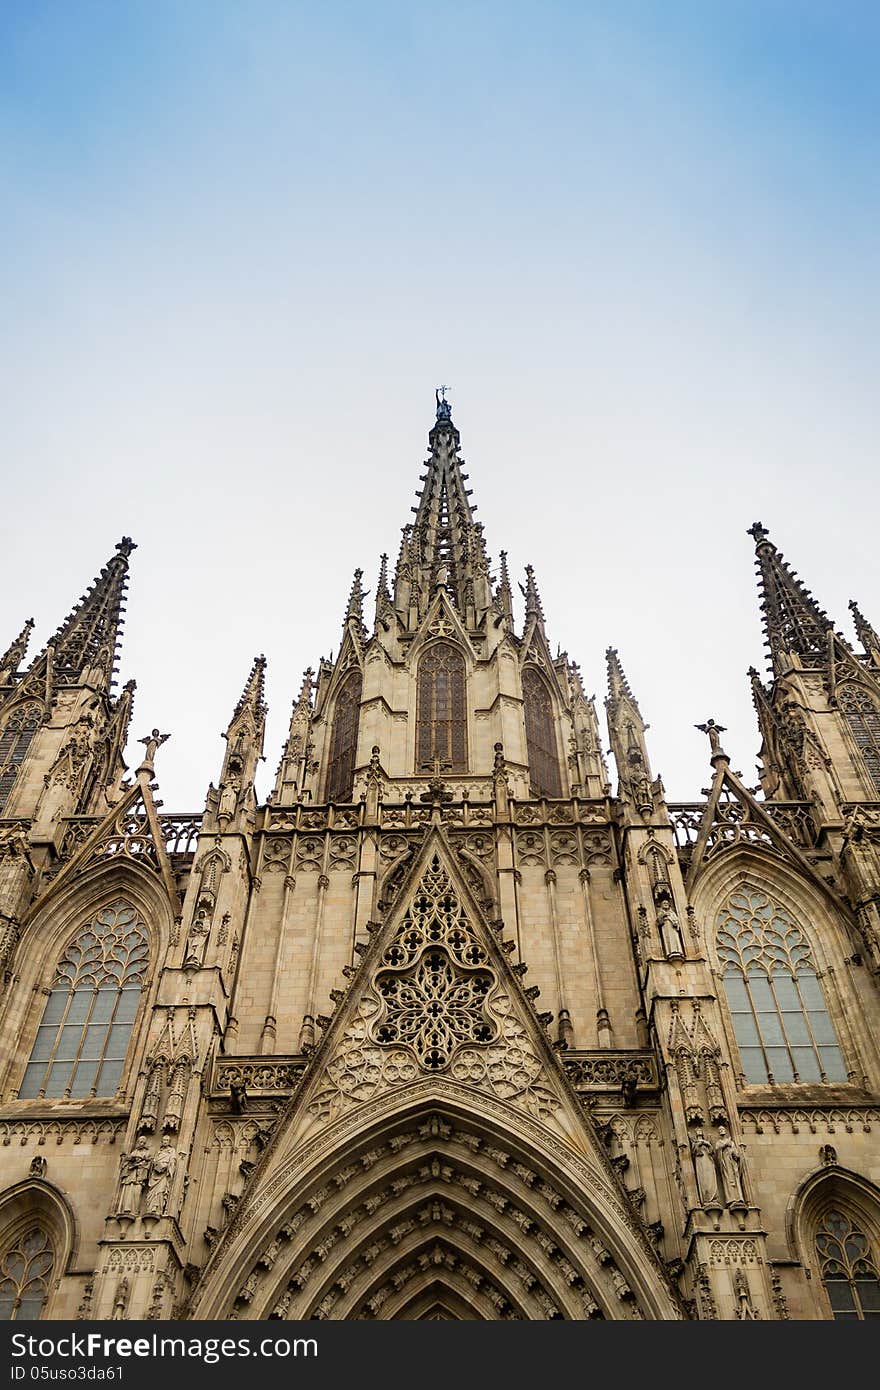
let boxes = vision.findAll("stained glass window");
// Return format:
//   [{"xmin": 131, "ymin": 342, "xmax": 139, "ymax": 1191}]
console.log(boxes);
[
  {"xmin": 816, "ymin": 1210, "xmax": 880, "ymax": 1319},
  {"xmin": 326, "ymin": 671, "xmax": 362, "ymax": 803},
  {"xmin": 0, "ymin": 1228, "xmax": 54, "ymax": 1320},
  {"xmin": 416, "ymin": 644, "xmax": 467, "ymax": 773},
  {"xmin": 523, "ymin": 667, "xmax": 562, "ymax": 798},
  {"xmin": 19, "ymin": 901, "xmax": 148, "ymax": 1100},
  {"xmin": 839, "ymin": 685, "xmax": 880, "ymax": 795},
  {"xmin": 717, "ymin": 887, "xmax": 847, "ymax": 1085},
  {"xmin": 0, "ymin": 703, "xmax": 41, "ymax": 813}
]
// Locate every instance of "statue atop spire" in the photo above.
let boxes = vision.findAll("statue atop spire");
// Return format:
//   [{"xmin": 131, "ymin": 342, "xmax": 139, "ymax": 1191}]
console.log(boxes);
[{"xmin": 435, "ymin": 384, "xmax": 452, "ymax": 421}]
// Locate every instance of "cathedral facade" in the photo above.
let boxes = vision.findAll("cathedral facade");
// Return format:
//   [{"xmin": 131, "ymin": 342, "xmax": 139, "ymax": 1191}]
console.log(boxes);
[{"xmin": 1, "ymin": 395, "xmax": 879, "ymax": 1322}]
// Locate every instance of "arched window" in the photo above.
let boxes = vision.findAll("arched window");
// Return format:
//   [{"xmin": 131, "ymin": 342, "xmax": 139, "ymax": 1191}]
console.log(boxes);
[
  {"xmin": 416, "ymin": 643, "xmax": 467, "ymax": 773},
  {"xmin": 19, "ymin": 900, "xmax": 149, "ymax": 1101},
  {"xmin": 716, "ymin": 886, "xmax": 847, "ymax": 1085},
  {"xmin": 0, "ymin": 702, "xmax": 41, "ymax": 813},
  {"xmin": 839, "ymin": 684, "xmax": 880, "ymax": 795},
  {"xmin": 0, "ymin": 1227, "xmax": 54, "ymax": 1320},
  {"xmin": 522, "ymin": 666, "xmax": 562, "ymax": 798},
  {"xmin": 816, "ymin": 1210, "xmax": 880, "ymax": 1319},
  {"xmin": 326, "ymin": 670, "xmax": 362, "ymax": 803}
]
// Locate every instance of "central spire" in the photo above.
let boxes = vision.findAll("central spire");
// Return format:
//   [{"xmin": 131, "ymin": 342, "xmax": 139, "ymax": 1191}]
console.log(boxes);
[{"xmin": 392, "ymin": 391, "xmax": 492, "ymax": 628}]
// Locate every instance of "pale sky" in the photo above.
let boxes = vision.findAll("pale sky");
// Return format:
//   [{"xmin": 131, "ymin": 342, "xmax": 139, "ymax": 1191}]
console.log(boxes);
[{"xmin": 2, "ymin": 2, "xmax": 878, "ymax": 810}]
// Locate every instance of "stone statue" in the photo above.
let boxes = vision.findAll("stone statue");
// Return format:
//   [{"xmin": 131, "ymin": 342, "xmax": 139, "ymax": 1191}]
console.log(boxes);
[
  {"xmin": 690, "ymin": 1129, "xmax": 719, "ymax": 1207},
  {"xmin": 657, "ymin": 901, "xmax": 685, "ymax": 959},
  {"xmin": 138, "ymin": 728, "xmax": 169, "ymax": 767},
  {"xmin": 218, "ymin": 774, "xmax": 241, "ymax": 822},
  {"xmin": 715, "ymin": 1125, "xmax": 745, "ymax": 1206},
  {"xmin": 144, "ymin": 1136, "xmax": 177, "ymax": 1216},
  {"xmin": 116, "ymin": 1135, "xmax": 150, "ymax": 1216}
]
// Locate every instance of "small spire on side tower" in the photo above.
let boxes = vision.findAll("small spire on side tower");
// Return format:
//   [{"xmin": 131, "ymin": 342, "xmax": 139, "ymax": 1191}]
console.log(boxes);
[
  {"xmin": 495, "ymin": 550, "xmax": 513, "ymax": 623},
  {"xmin": 374, "ymin": 553, "xmax": 393, "ymax": 631},
  {"xmin": 849, "ymin": 599, "xmax": 880, "ymax": 666},
  {"xmin": 274, "ymin": 667, "xmax": 315, "ymax": 804},
  {"xmin": 605, "ymin": 648, "xmax": 654, "ymax": 817},
  {"xmin": 0, "ymin": 618, "xmax": 35, "ymax": 687},
  {"xmin": 343, "ymin": 568, "xmax": 368, "ymax": 642},
  {"xmin": 521, "ymin": 564, "xmax": 546, "ymax": 636},
  {"xmin": 213, "ymin": 655, "xmax": 267, "ymax": 826}
]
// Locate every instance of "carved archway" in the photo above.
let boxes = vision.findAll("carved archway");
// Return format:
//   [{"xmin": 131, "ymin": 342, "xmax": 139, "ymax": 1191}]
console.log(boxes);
[{"xmin": 191, "ymin": 1092, "xmax": 681, "ymax": 1321}]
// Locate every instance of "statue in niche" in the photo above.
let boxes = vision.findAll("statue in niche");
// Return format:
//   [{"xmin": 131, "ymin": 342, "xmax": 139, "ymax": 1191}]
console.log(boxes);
[
  {"xmin": 690, "ymin": 1129, "xmax": 719, "ymax": 1207},
  {"xmin": 218, "ymin": 774, "xmax": 241, "ymax": 823},
  {"xmin": 656, "ymin": 900, "xmax": 685, "ymax": 959},
  {"xmin": 144, "ymin": 1136, "xmax": 177, "ymax": 1217},
  {"xmin": 714, "ymin": 1125, "xmax": 746, "ymax": 1207},
  {"xmin": 116, "ymin": 1135, "xmax": 150, "ymax": 1216}
]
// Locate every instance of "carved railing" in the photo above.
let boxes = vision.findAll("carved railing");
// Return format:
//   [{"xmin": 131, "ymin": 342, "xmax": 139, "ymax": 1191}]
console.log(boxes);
[
  {"xmin": 563, "ymin": 1052, "xmax": 658, "ymax": 1094},
  {"xmin": 264, "ymin": 796, "xmax": 610, "ymax": 833},
  {"xmin": 58, "ymin": 812, "xmax": 203, "ymax": 864},
  {"xmin": 212, "ymin": 1056, "xmax": 306, "ymax": 1097},
  {"xmin": 668, "ymin": 799, "xmax": 817, "ymax": 859}
]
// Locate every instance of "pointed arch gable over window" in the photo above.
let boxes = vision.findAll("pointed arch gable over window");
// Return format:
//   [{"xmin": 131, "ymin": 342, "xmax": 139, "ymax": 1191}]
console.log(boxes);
[
  {"xmin": 716, "ymin": 885, "xmax": 847, "ymax": 1085},
  {"xmin": 416, "ymin": 642, "xmax": 467, "ymax": 773},
  {"xmin": 522, "ymin": 666, "xmax": 562, "ymax": 798},
  {"xmin": 326, "ymin": 670, "xmax": 362, "ymax": 803},
  {"xmin": 838, "ymin": 683, "xmax": 880, "ymax": 795},
  {"xmin": 18, "ymin": 899, "xmax": 149, "ymax": 1101},
  {"xmin": 0, "ymin": 702, "xmax": 41, "ymax": 812}
]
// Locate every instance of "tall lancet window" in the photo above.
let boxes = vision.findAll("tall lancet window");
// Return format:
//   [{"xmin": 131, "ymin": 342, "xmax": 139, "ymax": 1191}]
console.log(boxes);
[
  {"xmin": 416, "ymin": 643, "xmax": 467, "ymax": 773},
  {"xmin": 19, "ymin": 901, "xmax": 148, "ymax": 1100},
  {"xmin": 0, "ymin": 702, "xmax": 41, "ymax": 813},
  {"xmin": 717, "ymin": 887, "xmax": 846, "ymax": 1085},
  {"xmin": 523, "ymin": 666, "xmax": 562, "ymax": 798},
  {"xmin": 326, "ymin": 670, "xmax": 362, "ymax": 802},
  {"xmin": 838, "ymin": 684, "xmax": 880, "ymax": 795}
]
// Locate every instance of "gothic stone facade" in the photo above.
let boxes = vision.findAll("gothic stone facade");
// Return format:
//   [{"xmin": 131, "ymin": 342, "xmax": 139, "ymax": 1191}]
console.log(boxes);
[{"xmin": 1, "ymin": 398, "xmax": 879, "ymax": 1322}]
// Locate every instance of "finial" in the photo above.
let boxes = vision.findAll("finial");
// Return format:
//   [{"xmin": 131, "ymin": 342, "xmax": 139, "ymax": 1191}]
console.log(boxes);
[
  {"xmin": 116, "ymin": 537, "xmax": 138, "ymax": 558},
  {"xmin": 747, "ymin": 521, "xmax": 770, "ymax": 546},
  {"xmin": 435, "ymin": 384, "xmax": 452, "ymax": 421}
]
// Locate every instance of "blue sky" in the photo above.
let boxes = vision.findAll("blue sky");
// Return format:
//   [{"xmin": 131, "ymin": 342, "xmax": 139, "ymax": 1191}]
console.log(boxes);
[{"xmin": 2, "ymin": 2, "xmax": 878, "ymax": 806}]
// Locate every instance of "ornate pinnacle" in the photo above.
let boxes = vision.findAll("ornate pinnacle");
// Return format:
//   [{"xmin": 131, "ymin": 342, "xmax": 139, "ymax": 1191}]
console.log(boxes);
[
  {"xmin": 344, "ymin": 568, "xmax": 367, "ymax": 634},
  {"xmin": 33, "ymin": 539, "xmax": 136, "ymax": 688},
  {"xmin": 231, "ymin": 654, "xmax": 268, "ymax": 726},
  {"xmin": 849, "ymin": 599, "xmax": 880, "ymax": 659},
  {"xmin": 748, "ymin": 523, "xmax": 837, "ymax": 675},
  {"xmin": 0, "ymin": 617, "xmax": 35, "ymax": 680},
  {"xmin": 296, "ymin": 667, "xmax": 315, "ymax": 710},
  {"xmin": 116, "ymin": 537, "xmax": 138, "ymax": 558},
  {"xmin": 520, "ymin": 564, "xmax": 546, "ymax": 632}
]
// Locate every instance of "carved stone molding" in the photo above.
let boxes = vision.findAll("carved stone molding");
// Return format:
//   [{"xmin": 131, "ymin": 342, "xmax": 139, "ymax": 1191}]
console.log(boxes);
[
  {"xmin": 213, "ymin": 1058, "xmax": 306, "ymax": 1096},
  {"xmin": 0, "ymin": 1117, "xmax": 126, "ymax": 1146}
]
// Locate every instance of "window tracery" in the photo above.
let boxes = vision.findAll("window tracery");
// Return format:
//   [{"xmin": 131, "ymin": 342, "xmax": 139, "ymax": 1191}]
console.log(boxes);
[
  {"xmin": 816, "ymin": 1209, "xmax": 880, "ymax": 1319},
  {"xmin": 522, "ymin": 667, "xmax": 562, "ymax": 798},
  {"xmin": 416, "ymin": 643, "xmax": 467, "ymax": 773},
  {"xmin": 716, "ymin": 886, "xmax": 846, "ymax": 1085},
  {"xmin": 326, "ymin": 671, "xmax": 362, "ymax": 803},
  {"xmin": 838, "ymin": 684, "xmax": 880, "ymax": 795},
  {"xmin": 19, "ymin": 900, "xmax": 148, "ymax": 1101},
  {"xmin": 0, "ymin": 1228, "xmax": 53, "ymax": 1320},
  {"xmin": 0, "ymin": 703, "xmax": 41, "ymax": 813}
]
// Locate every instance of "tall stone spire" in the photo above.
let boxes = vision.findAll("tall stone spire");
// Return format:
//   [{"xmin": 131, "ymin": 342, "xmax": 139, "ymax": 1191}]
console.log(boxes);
[
  {"xmin": 215, "ymin": 655, "xmax": 267, "ymax": 820},
  {"xmin": 27, "ymin": 538, "xmax": 136, "ymax": 690},
  {"xmin": 748, "ymin": 523, "xmax": 836, "ymax": 677},
  {"xmin": 0, "ymin": 618, "xmax": 35, "ymax": 688},
  {"xmin": 849, "ymin": 599, "xmax": 880, "ymax": 666},
  {"xmin": 274, "ymin": 667, "xmax": 315, "ymax": 805},
  {"xmin": 605, "ymin": 648, "xmax": 655, "ymax": 817},
  {"xmin": 521, "ymin": 564, "xmax": 547, "ymax": 637},
  {"xmin": 343, "ymin": 568, "xmax": 368, "ymax": 643},
  {"xmin": 393, "ymin": 390, "xmax": 487, "ymax": 626}
]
